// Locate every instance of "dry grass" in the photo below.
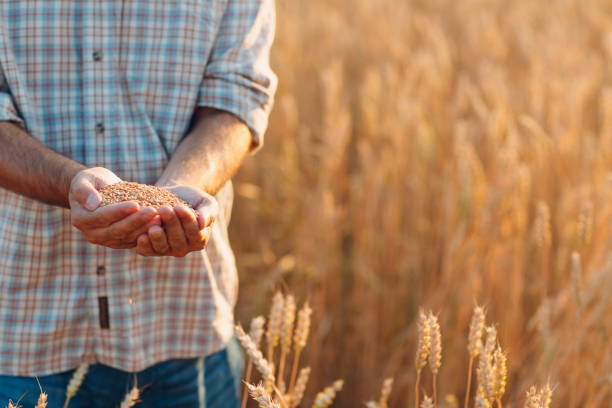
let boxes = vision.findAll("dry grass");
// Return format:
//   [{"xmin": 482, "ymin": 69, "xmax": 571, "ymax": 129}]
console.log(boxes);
[{"xmin": 232, "ymin": 0, "xmax": 612, "ymax": 406}]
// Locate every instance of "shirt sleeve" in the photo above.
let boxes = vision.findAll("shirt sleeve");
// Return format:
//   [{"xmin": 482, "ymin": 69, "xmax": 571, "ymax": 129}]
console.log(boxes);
[
  {"xmin": 197, "ymin": 0, "xmax": 278, "ymax": 150},
  {"xmin": 0, "ymin": 69, "xmax": 24, "ymax": 125}
]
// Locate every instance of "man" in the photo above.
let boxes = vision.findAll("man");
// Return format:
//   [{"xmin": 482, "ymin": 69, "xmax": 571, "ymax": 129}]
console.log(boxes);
[{"xmin": 0, "ymin": 0, "xmax": 276, "ymax": 406}]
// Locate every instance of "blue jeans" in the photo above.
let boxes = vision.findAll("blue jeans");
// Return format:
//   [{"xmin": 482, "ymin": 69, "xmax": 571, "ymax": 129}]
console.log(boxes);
[{"xmin": 0, "ymin": 342, "xmax": 243, "ymax": 408}]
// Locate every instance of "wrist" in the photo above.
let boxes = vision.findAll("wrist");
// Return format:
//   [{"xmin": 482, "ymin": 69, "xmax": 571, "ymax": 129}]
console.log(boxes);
[{"xmin": 62, "ymin": 163, "xmax": 88, "ymax": 208}]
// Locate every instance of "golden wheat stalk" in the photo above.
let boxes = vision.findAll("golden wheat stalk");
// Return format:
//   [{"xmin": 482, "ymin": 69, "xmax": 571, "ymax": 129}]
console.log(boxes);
[
  {"xmin": 278, "ymin": 295, "xmax": 296, "ymax": 388},
  {"xmin": 63, "ymin": 363, "xmax": 89, "ymax": 408},
  {"xmin": 267, "ymin": 292, "xmax": 285, "ymax": 364},
  {"xmin": 415, "ymin": 309, "xmax": 431, "ymax": 408},
  {"xmin": 312, "ymin": 380, "xmax": 343, "ymax": 408},
  {"xmin": 236, "ymin": 325, "xmax": 276, "ymax": 394},
  {"xmin": 465, "ymin": 305, "xmax": 485, "ymax": 408},
  {"xmin": 428, "ymin": 312, "xmax": 442, "ymax": 407},
  {"xmin": 290, "ymin": 367, "xmax": 311, "ymax": 408},
  {"xmin": 243, "ymin": 316, "xmax": 267, "ymax": 408},
  {"xmin": 288, "ymin": 301, "xmax": 312, "ymax": 403}
]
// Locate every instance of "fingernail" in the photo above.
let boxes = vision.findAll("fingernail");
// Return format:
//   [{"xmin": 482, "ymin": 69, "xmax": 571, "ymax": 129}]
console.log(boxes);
[{"xmin": 85, "ymin": 193, "xmax": 100, "ymax": 211}]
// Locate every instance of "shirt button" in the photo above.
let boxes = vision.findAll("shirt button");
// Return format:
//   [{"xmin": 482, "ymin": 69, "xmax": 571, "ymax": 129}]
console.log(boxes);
[
  {"xmin": 95, "ymin": 122, "xmax": 105, "ymax": 133},
  {"xmin": 96, "ymin": 265, "xmax": 106, "ymax": 276},
  {"xmin": 92, "ymin": 50, "xmax": 103, "ymax": 62}
]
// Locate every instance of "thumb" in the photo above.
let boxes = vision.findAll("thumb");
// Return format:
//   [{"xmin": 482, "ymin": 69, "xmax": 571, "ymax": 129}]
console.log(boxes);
[{"xmin": 71, "ymin": 174, "xmax": 102, "ymax": 211}]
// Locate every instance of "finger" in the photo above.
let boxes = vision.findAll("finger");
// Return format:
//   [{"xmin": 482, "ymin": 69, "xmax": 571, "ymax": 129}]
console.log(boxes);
[
  {"xmin": 126, "ymin": 214, "xmax": 162, "ymax": 243},
  {"xmin": 175, "ymin": 205, "xmax": 203, "ymax": 248},
  {"xmin": 105, "ymin": 207, "xmax": 158, "ymax": 240},
  {"xmin": 199, "ymin": 226, "xmax": 212, "ymax": 248},
  {"xmin": 195, "ymin": 198, "xmax": 218, "ymax": 230},
  {"xmin": 71, "ymin": 201, "xmax": 140, "ymax": 231},
  {"xmin": 92, "ymin": 202, "xmax": 141, "ymax": 226},
  {"xmin": 71, "ymin": 175, "xmax": 102, "ymax": 211},
  {"xmin": 136, "ymin": 234, "xmax": 158, "ymax": 256},
  {"xmin": 159, "ymin": 205, "xmax": 188, "ymax": 251},
  {"xmin": 148, "ymin": 225, "xmax": 169, "ymax": 254}
]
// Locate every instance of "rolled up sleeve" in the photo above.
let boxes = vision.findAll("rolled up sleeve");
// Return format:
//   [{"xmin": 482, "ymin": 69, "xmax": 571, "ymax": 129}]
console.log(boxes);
[
  {"xmin": 0, "ymin": 71, "xmax": 23, "ymax": 125},
  {"xmin": 197, "ymin": 0, "xmax": 278, "ymax": 150}
]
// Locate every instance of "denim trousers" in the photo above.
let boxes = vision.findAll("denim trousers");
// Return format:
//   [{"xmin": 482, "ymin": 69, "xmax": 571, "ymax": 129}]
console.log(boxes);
[{"xmin": 0, "ymin": 341, "xmax": 243, "ymax": 408}]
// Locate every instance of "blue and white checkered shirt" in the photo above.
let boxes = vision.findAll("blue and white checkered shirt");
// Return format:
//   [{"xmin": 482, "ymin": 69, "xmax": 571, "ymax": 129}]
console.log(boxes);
[{"xmin": 0, "ymin": 0, "xmax": 276, "ymax": 375}]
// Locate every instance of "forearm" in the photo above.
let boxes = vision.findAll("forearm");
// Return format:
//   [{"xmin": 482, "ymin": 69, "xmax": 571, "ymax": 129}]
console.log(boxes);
[
  {"xmin": 0, "ymin": 122, "xmax": 86, "ymax": 208},
  {"xmin": 157, "ymin": 108, "xmax": 252, "ymax": 194}
]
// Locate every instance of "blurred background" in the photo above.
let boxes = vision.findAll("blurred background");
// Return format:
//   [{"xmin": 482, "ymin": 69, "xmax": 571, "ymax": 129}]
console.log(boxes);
[{"xmin": 230, "ymin": 0, "xmax": 612, "ymax": 406}]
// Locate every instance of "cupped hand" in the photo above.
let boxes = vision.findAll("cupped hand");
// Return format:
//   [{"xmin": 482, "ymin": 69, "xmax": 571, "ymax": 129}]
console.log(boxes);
[
  {"xmin": 69, "ymin": 167, "xmax": 161, "ymax": 249},
  {"xmin": 135, "ymin": 185, "xmax": 218, "ymax": 257}
]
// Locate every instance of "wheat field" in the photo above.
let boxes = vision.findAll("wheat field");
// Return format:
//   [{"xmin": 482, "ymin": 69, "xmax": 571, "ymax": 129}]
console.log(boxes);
[{"xmin": 231, "ymin": 0, "xmax": 612, "ymax": 407}]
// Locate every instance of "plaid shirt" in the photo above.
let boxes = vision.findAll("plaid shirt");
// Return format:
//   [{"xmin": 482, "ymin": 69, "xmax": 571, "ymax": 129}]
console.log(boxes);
[{"xmin": 0, "ymin": 0, "xmax": 276, "ymax": 375}]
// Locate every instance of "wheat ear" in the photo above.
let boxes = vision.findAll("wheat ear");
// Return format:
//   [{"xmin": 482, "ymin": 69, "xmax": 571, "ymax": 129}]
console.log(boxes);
[
  {"xmin": 415, "ymin": 309, "xmax": 431, "ymax": 408},
  {"xmin": 491, "ymin": 346, "xmax": 507, "ymax": 408},
  {"xmin": 428, "ymin": 312, "xmax": 442, "ymax": 407},
  {"xmin": 267, "ymin": 292, "xmax": 285, "ymax": 364},
  {"xmin": 120, "ymin": 376, "xmax": 141, "ymax": 408},
  {"xmin": 236, "ymin": 325, "xmax": 276, "ymax": 394},
  {"xmin": 378, "ymin": 378, "xmax": 394, "ymax": 408},
  {"xmin": 243, "ymin": 316, "xmax": 266, "ymax": 408},
  {"xmin": 290, "ymin": 367, "xmax": 311, "ymax": 408},
  {"xmin": 465, "ymin": 305, "xmax": 485, "ymax": 408},
  {"xmin": 523, "ymin": 386, "xmax": 540, "ymax": 408},
  {"xmin": 420, "ymin": 394, "xmax": 434, "ymax": 408},
  {"xmin": 34, "ymin": 377, "xmax": 48, "ymax": 408},
  {"xmin": 247, "ymin": 383, "xmax": 282, "ymax": 408},
  {"xmin": 540, "ymin": 382, "xmax": 554, "ymax": 408},
  {"xmin": 312, "ymin": 380, "xmax": 343, "ymax": 408},
  {"xmin": 288, "ymin": 301, "xmax": 312, "ymax": 403},
  {"xmin": 278, "ymin": 295, "xmax": 296, "ymax": 388},
  {"xmin": 63, "ymin": 363, "xmax": 89, "ymax": 408}
]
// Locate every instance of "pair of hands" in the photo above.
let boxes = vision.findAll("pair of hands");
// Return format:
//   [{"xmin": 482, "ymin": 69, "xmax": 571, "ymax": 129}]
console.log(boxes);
[{"xmin": 69, "ymin": 168, "xmax": 218, "ymax": 257}]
